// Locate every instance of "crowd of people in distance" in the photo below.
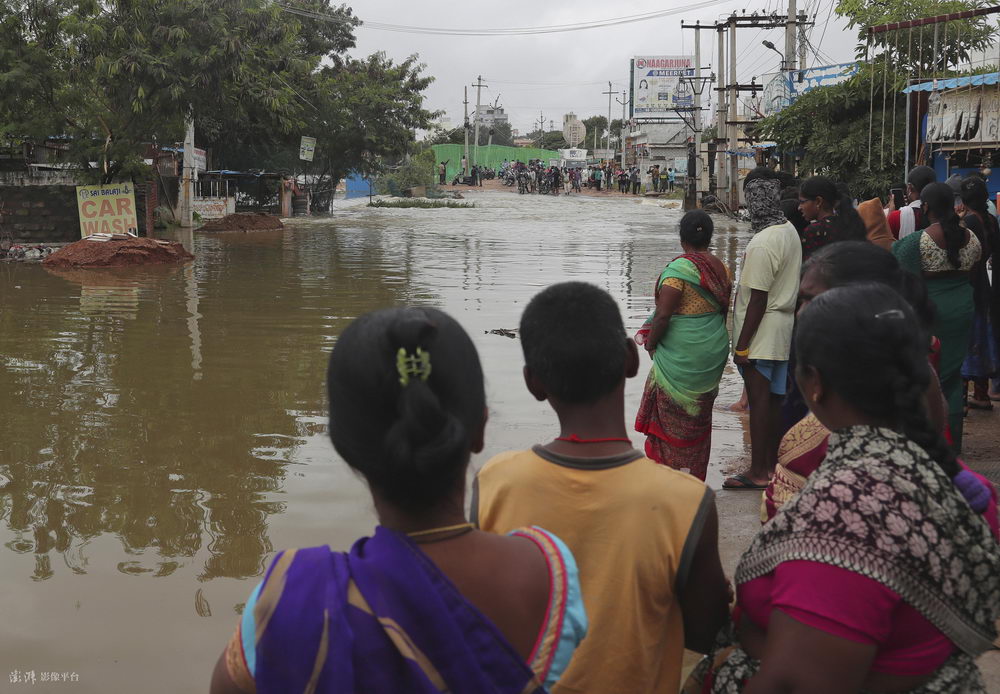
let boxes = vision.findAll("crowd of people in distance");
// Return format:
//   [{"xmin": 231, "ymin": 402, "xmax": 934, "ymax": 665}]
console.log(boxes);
[{"xmin": 209, "ymin": 164, "xmax": 1000, "ymax": 694}]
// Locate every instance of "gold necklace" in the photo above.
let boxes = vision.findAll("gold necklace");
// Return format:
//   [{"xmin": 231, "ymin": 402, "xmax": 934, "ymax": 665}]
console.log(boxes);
[{"xmin": 406, "ymin": 522, "xmax": 475, "ymax": 542}]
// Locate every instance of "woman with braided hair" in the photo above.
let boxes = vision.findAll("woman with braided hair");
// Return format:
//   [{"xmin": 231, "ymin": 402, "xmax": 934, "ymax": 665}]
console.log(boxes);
[
  {"xmin": 685, "ymin": 284, "xmax": 1000, "ymax": 693},
  {"xmin": 893, "ymin": 181, "xmax": 982, "ymax": 453},
  {"xmin": 211, "ymin": 307, "xmax": 586, "ymax": 694}
]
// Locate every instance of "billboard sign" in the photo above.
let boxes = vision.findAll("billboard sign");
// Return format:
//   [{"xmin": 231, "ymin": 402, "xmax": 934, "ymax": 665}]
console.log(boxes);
[
  {"xmin": 631, "ymin": 56, "xmax": 695, "ymax": 118},
  {"xmin": 757, "ymin": 63, "xmax": 858, "ymax": 117},
  {"xmin": 76, "ymin": 183, "xmax": 138, "ymax": 237},
  {"xmin": 299, "ymin": 136, "xmax": 317, "ymax": 161}
]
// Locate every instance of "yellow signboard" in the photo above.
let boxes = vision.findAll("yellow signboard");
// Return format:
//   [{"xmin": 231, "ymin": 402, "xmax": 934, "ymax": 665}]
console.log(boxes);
[{"xmin": 76, "ymin": 183, "xmax": 138, "ymax": 237}]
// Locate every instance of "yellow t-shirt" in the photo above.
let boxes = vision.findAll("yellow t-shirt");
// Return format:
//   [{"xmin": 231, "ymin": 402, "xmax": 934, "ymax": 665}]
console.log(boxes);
[
  {"xmin": 473, "ymin": 446, "xmax": 711, "ymax": 694},
  {"xmin": 732, "ymin": 221, "xmax": 802, "ymax": 361}
]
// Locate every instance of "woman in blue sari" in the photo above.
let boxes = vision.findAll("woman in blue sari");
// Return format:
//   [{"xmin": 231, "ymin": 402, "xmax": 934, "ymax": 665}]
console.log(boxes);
[{"xmin": 210, "ymin": 307, "xmax": 586, "ymax": 694}]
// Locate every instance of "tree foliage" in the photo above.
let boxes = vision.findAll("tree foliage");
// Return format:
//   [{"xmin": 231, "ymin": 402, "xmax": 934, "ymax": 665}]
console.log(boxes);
[
  {"xmin": 0, "ymin": 0, "xmax": 434, "ymax": 188},
  {"xmin": 755, "ymin": 0, "xmax": 994, "ymax": 198}
]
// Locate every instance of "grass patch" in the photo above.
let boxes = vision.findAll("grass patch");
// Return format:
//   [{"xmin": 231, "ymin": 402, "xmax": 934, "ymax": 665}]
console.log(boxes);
[{"xmin": 368, "ymin": 199, "xmax": 473, "ymax": 209}]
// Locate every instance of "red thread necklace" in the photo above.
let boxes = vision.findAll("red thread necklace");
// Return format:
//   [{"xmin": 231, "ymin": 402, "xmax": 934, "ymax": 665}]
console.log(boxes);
[{"xmin": 556, "ymin": 434, "xmax": 631, "ymax": 444}]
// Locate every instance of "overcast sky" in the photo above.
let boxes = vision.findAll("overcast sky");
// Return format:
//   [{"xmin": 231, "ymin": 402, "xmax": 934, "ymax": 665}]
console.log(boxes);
[{"xmin": 349, "ymin": 0, "xmax": 858, "ymax": 135}]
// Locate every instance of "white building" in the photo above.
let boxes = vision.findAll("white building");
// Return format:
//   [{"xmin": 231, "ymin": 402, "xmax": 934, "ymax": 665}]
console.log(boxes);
[
  {"xmin": 624, "ymin": 122, "xmax": 691, "ymax": 172},
  {"xmin": 473, "ymin": 107, "xmax": 509, "ymax": 128}
]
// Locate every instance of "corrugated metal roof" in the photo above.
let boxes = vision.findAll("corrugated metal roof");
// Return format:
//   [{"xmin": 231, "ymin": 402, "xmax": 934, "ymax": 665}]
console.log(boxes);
[{"xmin": 903, "ymin": 72, "xmax": 999, "ymax": 93}]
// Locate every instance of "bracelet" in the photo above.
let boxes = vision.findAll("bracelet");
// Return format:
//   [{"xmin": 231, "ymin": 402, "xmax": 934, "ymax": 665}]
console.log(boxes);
[{"xmin": 734, "ymin": 347, "xmax": 750, "ymax": 358}]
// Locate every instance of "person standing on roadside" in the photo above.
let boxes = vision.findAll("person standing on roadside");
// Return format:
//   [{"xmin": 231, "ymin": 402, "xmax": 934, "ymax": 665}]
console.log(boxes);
[
  {"xmin": 725, "ymin": 170, "xmax": 802, "ymax": 490},
  {"xmin": 650, "ymin": 164, "xmax": 660, "ymax": 192},
  {"xmin": 438, "ymin": 160, "xmax": 449, "ymax": 185},
  {"xmin": 593, "ymin": 165, "xmax": 602, "ymax": 192},
  {"xmin": 630, "ymin": 167, "xmax": 640, "ymax": 195},
  {"xmin": 887, "ymin": 165, "xmax": 936, "ymax": 239}
]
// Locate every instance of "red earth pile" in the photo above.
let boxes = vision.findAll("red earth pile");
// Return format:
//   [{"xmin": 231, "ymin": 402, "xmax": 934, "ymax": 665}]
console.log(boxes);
[
  {"xmin": 199, "ymin": 213, "xmax": 284, "ymax": 231},
  {"xmin": 43, "ymin": 237, "xmax": 194, "ymax": 268}
]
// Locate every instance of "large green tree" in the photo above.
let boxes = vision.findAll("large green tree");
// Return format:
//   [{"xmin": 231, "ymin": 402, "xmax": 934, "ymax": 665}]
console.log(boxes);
[
  {"xmin": 754, "ymin": 0, "xmax": 995, "ymax": 198},
  {"xmin": 0, "ymin": 0, "xmax": 433, "ymax": 190}
]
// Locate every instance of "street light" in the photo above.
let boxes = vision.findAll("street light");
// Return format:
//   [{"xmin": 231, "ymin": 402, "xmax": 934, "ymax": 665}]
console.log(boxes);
[{"xmin": 762, "ymin": 40, "xmax": 786, "ymax": 71}]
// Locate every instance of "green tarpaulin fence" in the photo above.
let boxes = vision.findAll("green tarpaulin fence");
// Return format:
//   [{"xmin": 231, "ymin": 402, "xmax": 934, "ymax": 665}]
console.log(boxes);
[{"xmin": 431, "ymin": 144, "xmax": 562, "ymax": 182}]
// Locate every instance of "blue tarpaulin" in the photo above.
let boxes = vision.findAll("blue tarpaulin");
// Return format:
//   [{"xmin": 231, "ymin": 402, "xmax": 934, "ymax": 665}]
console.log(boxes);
[{"xmin": 903, "ymin": 72, "xmax": 1000, "ymax": 93}]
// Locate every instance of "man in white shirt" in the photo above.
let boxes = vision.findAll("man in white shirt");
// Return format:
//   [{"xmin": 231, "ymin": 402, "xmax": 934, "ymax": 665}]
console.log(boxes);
[{"xmin": 726, "ymin": 173, "xmax": 802, "ymax": 490}]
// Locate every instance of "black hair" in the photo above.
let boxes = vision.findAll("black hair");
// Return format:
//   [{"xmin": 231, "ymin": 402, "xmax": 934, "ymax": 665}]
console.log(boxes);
[
  {"xmin": 795, "ymin": 284, "xmax": 958, "ymax": 478},
  {"xmin": 803, "ymin": 241, "xmax": 935, "ymax": 331},
  {"xmin": 907, "ymin": 165, "xmax": 937, "ymax": 196},
  {"xmin": 781, "ymin": 197, "xmax": 809, "ymax": 234},
  {"xmin": 743, "ymin": 166, "xmax": 778, "ymax": 190},
  {"xmin": 960, "ymin": 175, "xmax": 989, "ymax": 216},
  {"xmin": 520, "ymin": 282, "xmax": 627, "ymax": 403},
  {"xmin": 679, "ymin": 210, "xmax": 713, "ymax": 248},
  {"xmin": 921, "ymin": 182, "xmax": 965, "ymax": 269},
  {"xmin": 327, "ymin": 307, "xmax": 485, "ymax": 513},
  {"xmin": 799, "ymin": 175, "xmax": 867, "ymax": 243}
]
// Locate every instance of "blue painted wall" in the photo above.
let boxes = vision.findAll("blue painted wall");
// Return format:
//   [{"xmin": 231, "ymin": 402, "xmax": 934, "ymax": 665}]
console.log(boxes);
[{"xmin": 344, "ymin": 172, "xmax": 372, "ymax": 199}]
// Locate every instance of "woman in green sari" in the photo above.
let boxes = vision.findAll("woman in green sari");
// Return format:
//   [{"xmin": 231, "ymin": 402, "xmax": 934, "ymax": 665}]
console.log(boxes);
[
  {"xmin": 635, "ymin": 211, "xmax": 732, "ymax": 480},
  {"xmin": 893, "ymin": 182, "xmax": 981, "ymax": 452}
]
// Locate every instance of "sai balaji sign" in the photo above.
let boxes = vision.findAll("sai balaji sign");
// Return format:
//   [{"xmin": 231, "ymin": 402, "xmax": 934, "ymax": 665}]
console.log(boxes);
[{"xmin": 76, "ymin": 183, "xmax": 138, "ymax": 237}]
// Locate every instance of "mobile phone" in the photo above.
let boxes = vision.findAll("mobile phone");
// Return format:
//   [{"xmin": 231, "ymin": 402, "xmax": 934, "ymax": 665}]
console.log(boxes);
[{"xmin": 890, "ymin": 188, "xmax": 905, "ymax": 209}]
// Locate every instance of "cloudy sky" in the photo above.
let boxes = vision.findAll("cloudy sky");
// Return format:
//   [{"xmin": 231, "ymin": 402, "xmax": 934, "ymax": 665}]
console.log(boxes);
[{"xmin": 349, "ymin": 0, "xmax": 858, "ymax": 134}]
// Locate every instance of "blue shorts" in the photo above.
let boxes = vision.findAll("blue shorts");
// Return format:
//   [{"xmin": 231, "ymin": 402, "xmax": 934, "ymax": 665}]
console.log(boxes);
[{"xmin": 738, "ymin": 359, "xmax": 789, "ymax": 396}]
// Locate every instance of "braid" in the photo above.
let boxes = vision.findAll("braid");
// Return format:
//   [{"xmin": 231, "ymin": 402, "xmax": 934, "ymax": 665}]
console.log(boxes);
[
  {"xmin": 888, "ymin": 350, "xmax": 960, "ymax": 478},
  {"xmin": 939, "ymin": 207, "xmax": 965, "ymax": 269}
]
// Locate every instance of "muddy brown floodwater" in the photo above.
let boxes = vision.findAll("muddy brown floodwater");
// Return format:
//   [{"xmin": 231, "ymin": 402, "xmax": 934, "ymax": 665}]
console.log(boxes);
[{"xmin": 0, "ymin": 190, "xmax": 751, "ymax": 692}]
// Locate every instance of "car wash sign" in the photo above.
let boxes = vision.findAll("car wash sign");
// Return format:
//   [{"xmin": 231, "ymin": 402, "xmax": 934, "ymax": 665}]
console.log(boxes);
[{"xmin": 76, "ymin": 182, "xmax": 138, "ymax": 237}]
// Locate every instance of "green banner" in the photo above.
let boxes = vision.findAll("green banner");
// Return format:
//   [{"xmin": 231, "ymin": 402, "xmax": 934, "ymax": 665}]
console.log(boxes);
[{"xmin": 431, "ymin": 144, "xmax": 562, "ymax": 182}]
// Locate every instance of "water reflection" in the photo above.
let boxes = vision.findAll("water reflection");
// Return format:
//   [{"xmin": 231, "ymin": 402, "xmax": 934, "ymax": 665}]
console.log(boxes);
[{"xmin": 0, "ymin": 192, "xmax": 751, "ymax": 691}]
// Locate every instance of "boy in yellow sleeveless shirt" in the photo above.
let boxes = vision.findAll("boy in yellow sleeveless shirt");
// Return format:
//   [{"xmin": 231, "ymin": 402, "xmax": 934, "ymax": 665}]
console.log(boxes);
[{"xmin": 473, "ymin": 282, "xmax": 729, "ymax": 694}]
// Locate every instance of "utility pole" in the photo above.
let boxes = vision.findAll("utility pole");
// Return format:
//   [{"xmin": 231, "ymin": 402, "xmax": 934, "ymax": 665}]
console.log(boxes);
[
  {"xmin": 602, "ymin": 81, "xmax": 615, "ymax": 158},
  {"xmin": 729, "ymin": 16, "xmax": 738, "ymax": 211},
  {"xmin": 716, "ymin": 23, "xmax": 728, "ymax": 198},
  {"xmin": 785, "ymin": 0, "xmax": 797, "ymax": 74},
  {"xmin": 472, "ymin": 75, "xmax": 488, "ymax": 166},
  {"xmin": 179, "ymin": 116, "xmax": 194, "ymax": 228},
  {"xmin": 682, "ymin": 20, "xmax": 713, "ymax": 207},
  {"xmin": 463, "ymin": 86, "xmax": 470, "ymax": 176},
  {"xmin": 616, "ymin": 90, "xmax": 630, "ymax": 169}
]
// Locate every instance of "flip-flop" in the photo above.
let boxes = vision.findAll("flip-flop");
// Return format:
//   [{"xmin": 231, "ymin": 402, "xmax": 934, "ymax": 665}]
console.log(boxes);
[{"xmin": 722, "ymin": 473, "xmax": 768, "ymax": 490}]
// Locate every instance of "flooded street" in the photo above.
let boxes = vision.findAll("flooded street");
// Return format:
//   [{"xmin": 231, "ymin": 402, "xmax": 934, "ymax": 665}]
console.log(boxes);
[{"xmin": 0, "ymin": 190, "xmax": 750, "ymax": 692}]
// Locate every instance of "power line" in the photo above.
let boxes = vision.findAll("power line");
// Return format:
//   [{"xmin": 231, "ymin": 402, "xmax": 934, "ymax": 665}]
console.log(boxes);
[{"xmin": 278, "ymin": 0, "xmax": 734, "ymax": 36}]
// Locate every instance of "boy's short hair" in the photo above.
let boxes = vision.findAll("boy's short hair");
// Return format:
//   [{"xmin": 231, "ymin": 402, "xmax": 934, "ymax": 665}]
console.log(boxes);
[{"xmin": 520, "ymin": 282, "xmax": 627, "ymax": 403}]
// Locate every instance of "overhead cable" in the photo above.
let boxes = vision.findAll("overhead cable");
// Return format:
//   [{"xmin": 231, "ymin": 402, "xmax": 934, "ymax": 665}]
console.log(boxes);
[{"xmin": 278, "ymin": 0, "xmax": 733, "ymax": 36}]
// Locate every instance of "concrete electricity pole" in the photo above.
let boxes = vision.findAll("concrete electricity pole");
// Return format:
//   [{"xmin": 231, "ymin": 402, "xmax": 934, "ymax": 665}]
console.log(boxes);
[
  {"xmin": 463, "ymin": 86, "xmax": 470, "ymax": 176},
  {"xmin": 729, "ymin": 17, "xmax": 738, "ymax": 210},
  {"xmin": 716, "ymin": 23, "xmax": 728, "ymax": 198},
  {"xmin": 179, "ymin": 116, "xmax": 195, "ymax": 228},
  {"xmin": 616, "ymin": 90, "xmax": 630, "ymax": 169},
  {"xmin": 472, "ymin": 75, "xmax": 488, "ymax": 166},
  {"xmin": 602, "ymin": 81, "xmax": 615, "ymax": 157},
  {"xmin": 785, "ymin": 0, "xmax": 797, "ymax": 74}
]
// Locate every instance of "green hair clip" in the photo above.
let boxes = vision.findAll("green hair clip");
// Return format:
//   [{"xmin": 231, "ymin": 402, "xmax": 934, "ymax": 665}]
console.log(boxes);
[{"xmin": 396, "ymin": 347, "xmax": 432, "ymax": 386}]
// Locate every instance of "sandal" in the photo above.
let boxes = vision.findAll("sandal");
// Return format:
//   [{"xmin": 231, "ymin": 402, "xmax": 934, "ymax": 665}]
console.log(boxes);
[{"xmin": 722, "ymin": 473, "xmax": 768, "ymax": 490}]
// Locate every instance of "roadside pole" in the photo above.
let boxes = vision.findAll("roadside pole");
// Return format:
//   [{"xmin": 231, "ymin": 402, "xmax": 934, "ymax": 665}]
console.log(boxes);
[
  {"xmin": 716, "ymin": 23, "xmax": 728, "ymax": 198},
  {"xmin": 472, "ymin": 75, "xmax": 488, "ymax": 168},
  {"xmin": 728, "ymin": 18, "xmax": 739, "ymax": 211},
  {"xmin": 617, "ymin": 90, "xmax": 629, "ymax": 170},
  {"xmin": 693, "ymin": 25, "xmax": 703, "ymax": 206},
  {"xmin": 463, "ymin": 87, "xmax": 470, "ymax": 176},
  {"xmin": 602, "ymin": 82, "xmax": 615, "ymax": 159},
  {"xmin": 179, "ymin": 117, "xmax": 194, "ymax": 228}
]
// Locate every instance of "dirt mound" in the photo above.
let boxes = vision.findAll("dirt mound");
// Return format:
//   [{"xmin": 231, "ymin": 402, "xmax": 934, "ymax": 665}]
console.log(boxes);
[
  {"xmin": 199, "ymin": 213, "xmax": 284, "ymax": 232},
  {"xmin": 43, "ymin": 236, "xmax": 193, "ymax": 268}
]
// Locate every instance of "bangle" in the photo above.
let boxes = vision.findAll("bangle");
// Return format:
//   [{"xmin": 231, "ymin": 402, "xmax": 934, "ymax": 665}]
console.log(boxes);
[{"xmin": 734, "ymin": 347, "xmax": 750, "ymax": 358}]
